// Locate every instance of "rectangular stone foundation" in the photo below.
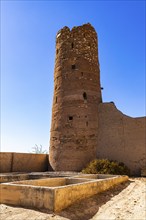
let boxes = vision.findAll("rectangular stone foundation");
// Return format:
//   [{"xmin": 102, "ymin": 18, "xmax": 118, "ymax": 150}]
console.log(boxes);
[{"xmin": 0, "ymin": 173, "xmax": 128, "ymax": 212}]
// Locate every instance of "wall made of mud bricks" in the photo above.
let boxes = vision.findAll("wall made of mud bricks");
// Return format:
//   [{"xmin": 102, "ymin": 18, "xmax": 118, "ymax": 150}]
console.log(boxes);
[
  {"xmin": 97, "ymin": 103, "xmax": 146, "ymax": 176},
  {"xmin": 0, "ymin": 153, "xmax": 12, "ymax": 172},
  {"xmin": 0, "ymin": 153, "xmax": 49, "ymax": 173}
]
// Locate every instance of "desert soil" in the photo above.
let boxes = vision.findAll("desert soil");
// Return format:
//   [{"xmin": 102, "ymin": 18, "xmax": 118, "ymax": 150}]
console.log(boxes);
[{"xmin": 0, "ymin": 178, "xmax": 145, "ymax": 220}]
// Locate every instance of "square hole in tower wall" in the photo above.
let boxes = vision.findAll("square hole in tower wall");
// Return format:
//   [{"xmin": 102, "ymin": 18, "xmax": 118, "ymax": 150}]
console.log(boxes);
[
  {"xmin": 71, "ymin": 65, "xmax": 76, "ymax": 70},
  {"xmin": 83, "ymin": 92, "xmax": 87, "ymax": 100},
  {"xmin": 69, "ymin": 116, "xmax": 73, "ymax": 120}
]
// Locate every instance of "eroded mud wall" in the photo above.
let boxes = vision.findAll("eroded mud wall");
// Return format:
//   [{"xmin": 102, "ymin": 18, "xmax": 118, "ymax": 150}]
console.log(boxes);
[
  {"xmin": 97, "ymin": 103, "xmax": 146, "ymax": 176},
  {"xmin": 0, "ymin": 153, "xmax": 49, "ymax": 172}
]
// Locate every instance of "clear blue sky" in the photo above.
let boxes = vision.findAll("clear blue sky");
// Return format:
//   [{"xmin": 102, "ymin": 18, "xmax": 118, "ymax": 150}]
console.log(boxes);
[{"xmin": 1, "ymin": 0, "xmax": 145, "ymax": 153}]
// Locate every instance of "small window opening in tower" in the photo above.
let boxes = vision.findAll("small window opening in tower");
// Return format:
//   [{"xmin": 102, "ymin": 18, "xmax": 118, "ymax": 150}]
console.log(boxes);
[
  {"xmin": 56, "ymin": 97, "xmax": 57, "ymax": 103},
  {"xmin": 69, "ymin": 116, "xmax": 73, "ymax": 121},
  {"xmin": 81, "ymin": 72, "xmax": 83, "ymax": 76},
  {"xmin": 83, "ymin": 33, "xmax": 85, "ymax": 37},
  {"xmin": 71, "ymin": 42, "xmax": 74, "ymax": 49},
  {"xmin": 86, "ymin": 122, "xmax": 88, "ymax": 126},
  {"xmin": 83, "ymin": 92, "xmax": 87, "ymax": 100},
  {"xmin": 72, "ymin": 64, "xmax": 76, "ymax": 70}
]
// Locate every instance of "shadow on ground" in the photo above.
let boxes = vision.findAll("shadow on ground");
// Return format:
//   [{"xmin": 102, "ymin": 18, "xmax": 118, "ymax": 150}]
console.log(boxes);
[{"xmin": 48, "ymin": 180, "xmax": 133, "ymax": 220}]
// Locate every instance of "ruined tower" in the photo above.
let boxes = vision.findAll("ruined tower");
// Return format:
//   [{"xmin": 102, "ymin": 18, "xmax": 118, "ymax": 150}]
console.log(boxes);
[{"xmin": 49, "ymin": 23, "xmax": 102, "ymax": 171}]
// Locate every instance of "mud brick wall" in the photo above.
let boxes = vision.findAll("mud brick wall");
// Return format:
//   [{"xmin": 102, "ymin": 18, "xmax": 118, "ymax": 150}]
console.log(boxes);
[
  {"xmin": 0, "ymin": 153, "xmax": 50, "ymax": 173},
  {"xmin": 97, "ymin": 103, "xmax": 146, "ymax": 176},
  {"xmin": 0, "ymin": 153, "xmax": 12, "ymax": 172}
]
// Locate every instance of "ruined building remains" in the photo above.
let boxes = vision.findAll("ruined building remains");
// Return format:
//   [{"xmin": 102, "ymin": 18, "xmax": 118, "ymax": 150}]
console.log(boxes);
[{"xmin": 49, "ymin": 23, "xmax": 146, "ymax": 175}]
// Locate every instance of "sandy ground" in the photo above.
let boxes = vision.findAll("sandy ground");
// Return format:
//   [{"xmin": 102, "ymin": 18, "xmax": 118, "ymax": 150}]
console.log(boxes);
[{"xmin": 0, "ymin": 178, "xmax": 145, "ymax": 220}]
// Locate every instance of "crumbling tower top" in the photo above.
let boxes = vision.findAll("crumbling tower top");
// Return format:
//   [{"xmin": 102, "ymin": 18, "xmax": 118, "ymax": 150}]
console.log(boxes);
[{"xmin": 55, "ymin": 23, "xmax": 100, "ymax": 73}]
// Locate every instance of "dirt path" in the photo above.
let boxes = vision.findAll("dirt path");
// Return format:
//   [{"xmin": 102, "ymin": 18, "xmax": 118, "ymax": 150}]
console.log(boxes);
[
  {"xmin": 91, "ymin": 178, "xmax": 146, "ymax": 220},
  {"xmin": 0, "ymin": 178, "xmax": 145, "ymax": 220}
]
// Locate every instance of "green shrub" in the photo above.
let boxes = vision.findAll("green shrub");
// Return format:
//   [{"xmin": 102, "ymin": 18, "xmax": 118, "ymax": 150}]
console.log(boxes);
[{"xmin": 82, "ymin": 159, "xmax": 130, "ymax": 176}]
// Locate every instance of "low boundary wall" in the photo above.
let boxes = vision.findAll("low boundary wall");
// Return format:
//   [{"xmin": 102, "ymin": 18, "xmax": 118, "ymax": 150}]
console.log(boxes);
[{"xmin": 0, "ymin": 152, "xmax": 50, "ymax": 173}]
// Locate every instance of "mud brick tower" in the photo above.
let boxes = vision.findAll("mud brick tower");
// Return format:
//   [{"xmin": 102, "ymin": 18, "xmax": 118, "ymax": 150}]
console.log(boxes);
[{"xmin": 49, "ymin": 23, "xmax": 102, "ymax": 171}]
